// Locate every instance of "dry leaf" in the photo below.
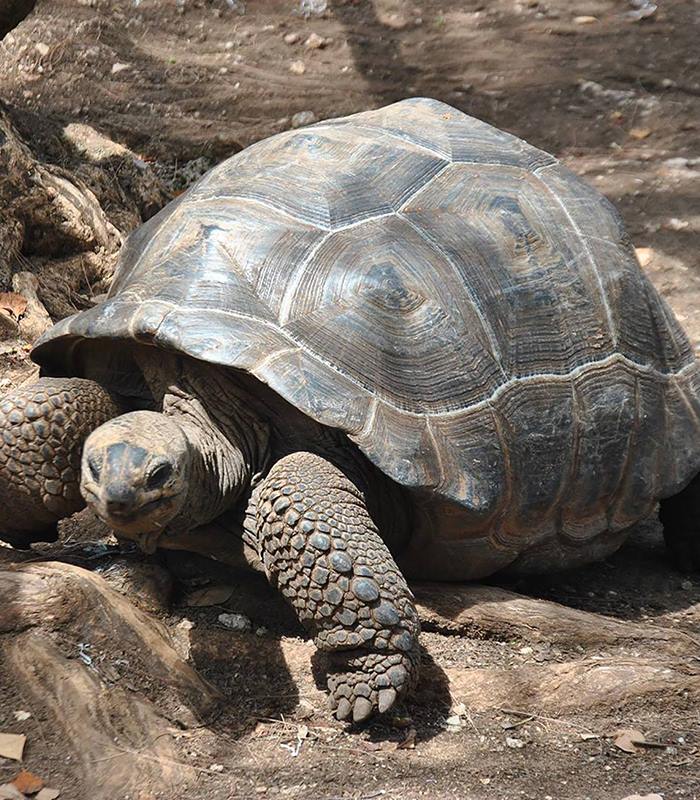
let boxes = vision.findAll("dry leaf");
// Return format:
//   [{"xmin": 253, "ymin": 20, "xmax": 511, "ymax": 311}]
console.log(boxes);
[
  {"xmin": 12, "ymin": 770, "xmax": 44, "ymax": 794},
  {"xmin": 620, "ymin": 795, "xmax": 663, "ymax": 800},
  {"xmin": 0, "ymin": 733, "xmax": 26, "ymax": 761},
  {"xmin": 614, "ymin": 728, "xmax": 646, "ymax": 753},
  {"xmin": 0, "ymin": 783, "xmax": 25, "ymax": 800},
  {"xmin": 635, "ymin": 247, "xmax": 654, "ymax": 267},
  {"xmin": 0, "ymin": 293, "xmax": 27, "ymax": 321},
  {"xmin": 36, "ymin": 790, "xmax": 61, "ymax": 800},
  {"xmin": 629, "ymin": 127, "xmax": 651, "ymax": 139},
  {"xmin": 396, "ymin": 727, "xmax": 417, "ymax": 749},
  {"xmin": 185, "ymin": 585, "xmax": 234, "ymax": 607}
]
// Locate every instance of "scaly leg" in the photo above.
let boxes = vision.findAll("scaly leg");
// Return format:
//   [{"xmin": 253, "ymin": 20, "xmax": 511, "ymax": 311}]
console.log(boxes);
[
  {"xmin": 0, "ymin": 377, "xmax": 120, "ymax": 548},
  {"xmin": 254, "ymin": 451, "xmax": 420, "ymax": 722}
]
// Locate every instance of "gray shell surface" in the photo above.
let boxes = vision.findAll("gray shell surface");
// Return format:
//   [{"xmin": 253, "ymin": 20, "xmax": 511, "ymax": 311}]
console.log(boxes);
[{"xmin": 34, "ymin": 98, "xmax": 700, "ymax": 576}]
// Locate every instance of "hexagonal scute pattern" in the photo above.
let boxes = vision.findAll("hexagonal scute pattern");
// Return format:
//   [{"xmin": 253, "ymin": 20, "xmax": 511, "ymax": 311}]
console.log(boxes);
[{"xmin": 33, "ymin": 97, "xmax": 700, "ymax": 567}]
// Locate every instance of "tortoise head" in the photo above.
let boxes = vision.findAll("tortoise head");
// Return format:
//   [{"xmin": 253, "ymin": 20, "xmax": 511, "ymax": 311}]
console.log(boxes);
[{"xmin": 80, "ymin": 411, "xmax": 190, "ymax": 544}]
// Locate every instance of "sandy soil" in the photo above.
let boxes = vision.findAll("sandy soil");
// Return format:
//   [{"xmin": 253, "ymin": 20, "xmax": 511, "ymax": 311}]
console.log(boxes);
[{"xmin": 0, "ymin": 1, "xmax": 699, "ymax": 799}]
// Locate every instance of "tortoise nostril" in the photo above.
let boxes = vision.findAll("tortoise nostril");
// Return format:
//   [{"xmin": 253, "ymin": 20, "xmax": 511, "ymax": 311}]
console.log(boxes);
[{"xmin": 104, "ymin": 484, "xmax": 137, "ymax": 514}]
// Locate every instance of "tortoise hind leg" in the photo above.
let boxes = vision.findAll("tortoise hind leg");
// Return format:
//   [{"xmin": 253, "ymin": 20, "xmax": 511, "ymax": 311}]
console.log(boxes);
[
  {"xmin": 0, "ymin": 377, "xmax": 120, "ymax": 548},
  {"xmin": 253, "ymin": 451, "xmax": 420, "ymax": 722},
  {"xmin": 659, "ymin": 472, "xmax": 700, "ymax": 571}
]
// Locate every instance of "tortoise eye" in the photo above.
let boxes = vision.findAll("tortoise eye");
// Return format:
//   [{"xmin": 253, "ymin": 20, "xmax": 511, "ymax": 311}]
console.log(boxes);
[
  {"xmin": 88, "ymin": 455, "xmax": 102, "ymax": 481},
  {"xmin": 147, "ymin": 462, "xmax": 172, "ymax": 488}
]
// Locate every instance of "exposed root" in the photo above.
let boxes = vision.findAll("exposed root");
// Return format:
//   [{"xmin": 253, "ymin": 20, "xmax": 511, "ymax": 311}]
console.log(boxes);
[
  {"xmin": 413, "ymin": 582, "xmax": 699, "ymax": 656},
  {"xmin": 0, "ymin": 561, "xmax": 221, "ymax": 799}
]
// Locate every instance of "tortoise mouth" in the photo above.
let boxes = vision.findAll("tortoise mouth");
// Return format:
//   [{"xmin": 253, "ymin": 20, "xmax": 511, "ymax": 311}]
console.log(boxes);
[{"xmin": 85, "ymin": 488, "xmax": 184, "ymax": 534}]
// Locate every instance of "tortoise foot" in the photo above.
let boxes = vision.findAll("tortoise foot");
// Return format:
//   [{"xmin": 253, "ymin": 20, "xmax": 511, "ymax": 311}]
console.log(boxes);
[{"xmin": 326, "ymin": 648, "xmax": 418, "ymax": 722}]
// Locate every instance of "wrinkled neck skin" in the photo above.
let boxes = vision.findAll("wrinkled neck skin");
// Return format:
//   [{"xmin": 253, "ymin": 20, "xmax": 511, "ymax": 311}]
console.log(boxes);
[{"xmin": 136, "ymin": 349, "xmax": 270, "ymax": 534}]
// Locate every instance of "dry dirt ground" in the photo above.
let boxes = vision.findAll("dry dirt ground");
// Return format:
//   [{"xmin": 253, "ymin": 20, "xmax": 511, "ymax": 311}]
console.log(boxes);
[{"xmin": 0, "ymin": 1, "xmax": 700, "ymax": 799}]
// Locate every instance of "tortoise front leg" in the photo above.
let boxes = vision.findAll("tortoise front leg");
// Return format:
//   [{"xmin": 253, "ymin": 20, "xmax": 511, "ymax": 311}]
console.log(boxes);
[
  {"xmin": 254, "ymin": 451, "xmax": 420, "ymax": 722},
  {"xmin": 0, "ymin": 377, "xmax": 120, "ymax": 548}
]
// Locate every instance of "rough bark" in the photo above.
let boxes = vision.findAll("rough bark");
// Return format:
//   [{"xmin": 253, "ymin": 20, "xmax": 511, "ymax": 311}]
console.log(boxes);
[{"xmin": 0, "ymin": 103, "xmax": 167, "ymax": 332}]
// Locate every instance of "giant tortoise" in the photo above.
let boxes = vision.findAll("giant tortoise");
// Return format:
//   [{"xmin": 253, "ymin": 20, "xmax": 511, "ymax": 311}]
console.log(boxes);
[{"xmin": 1, "ymin": 98, "xmax": 699, "ymax": 722}]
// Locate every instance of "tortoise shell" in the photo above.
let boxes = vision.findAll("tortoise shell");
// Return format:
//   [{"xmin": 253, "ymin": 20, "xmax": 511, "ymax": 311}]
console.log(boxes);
[{"xmin": 34, "ymin": 98, "xmax": 700, "ymax": 578}]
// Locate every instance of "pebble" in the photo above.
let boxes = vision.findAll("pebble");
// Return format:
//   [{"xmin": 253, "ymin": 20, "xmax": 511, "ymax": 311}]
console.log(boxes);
[
  {"xmin": 289, "ymin": 60, "xmax": 306, "ymax": 75},
  {"xmin": 446, "ymin": 714, "xmax": 464, "ymax": 731},
  {"xmin": 573, "ymin": 15, "xmax": 598, "ymax": 24},
  {"xmin": 284, "ymin": 32, "xmax": 301, "ymax": 44},
  {"xmin": 209, "ymin": 764, "xmax": 224, "ymax": 773},
  {"xmin": 111, "ymin": 62, "xmax": 131, "ymax": 74},
  {"xmin": 218, "ymin": 612, "xmax": 253, "ymax": 632},
  {"xmin": 299, "ymin": 0, "xmax": 327, "ymax": 17},
  {"xmin": 506, "ymin": 736, "xmax": 526, "ymax": 748},
  {"xmin": 305, "ymin": 32, "xmax": 326, "ymax": 49},
  {"xmin": 35, "ymin": 43, "xmax": 50, "ymax": 57},
  {"xmin": 291, "ymin": 110, "xmax": 316, "ymax": 128}
]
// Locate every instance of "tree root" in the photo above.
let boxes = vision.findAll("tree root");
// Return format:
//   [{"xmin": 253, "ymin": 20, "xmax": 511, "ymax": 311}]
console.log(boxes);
[
  {"xmin": 413, "ymin": 583, "xmax": 699, "ymax": 657},
  {"xmin": 0, "ymin": 561, "xmax": 220, "ymax": 800}
]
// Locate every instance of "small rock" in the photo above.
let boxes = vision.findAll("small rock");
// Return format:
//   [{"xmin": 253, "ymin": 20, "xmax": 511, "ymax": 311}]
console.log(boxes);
[
  {"xmin": 446, "ymin": 714, "xmax": 464, "ymax": 731},
  {"xmin": 224, "ymin": 40, "xmax": 235, "ymax": 50},
  {"xmin": 299, "ymin": 0, "xmax": 327, "ymax": 17},
  {"xmin": 289, "ymin": 59, "xmax": 306, "ymax": 75},
  {"xmin": 111, "ymin": 62, "xmax": 131, "ymax": 74},
  {"xmin": 666, "ymin": 218, "xmax": 689, "ymax": 231},
  {"xmin": 625, "ymin": 2, "xmax": 657, "ymax": 21},
  {"xmin": 519, "ymin": 646, "xmax": 534, "ymax": 656},
  {"xmin": 209, "ymin": 764, "xmax": 224, "ymax": 773},
  {"xmin": 635, "ymin": 247, "xmax": 653, "ymax": 267},
  {"xmin": 620, "ymin": 795, "xmax": 663, "ymax": 800},
  {"xmin": 304, "ymin": 32, "xmax": 326, "ymax": 49},
  {"xmin": 35, "ymin": 43, "xmax": 50, "ymax": 57},
  {"xmin": 218, "ymin": 612, "xmax": 253, "ymax": 632},
  {"xmin": 291, "ymin": 110, "xmax": 316, "ymax": 128},
  {"xmin": 506, "ymin": 736, "xmax": 526, "ymax": 748},
  {"xmin": 284, "ymin": 32, "xmax": 301, "ymax": 44},
  {"xmin": 574, "ymin": 15, "xmax": 598, "ymax": 24}
]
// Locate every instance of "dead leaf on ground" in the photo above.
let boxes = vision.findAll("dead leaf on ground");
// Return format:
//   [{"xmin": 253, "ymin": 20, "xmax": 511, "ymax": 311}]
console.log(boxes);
[
  {"xmin": 184, "ymin": 584, "xmax": 234, "ymax": 607},
  {"xmin": 36, "ymin": 790, "xmax": 61, "ymax": 800},
  {"xmin": 0, "ymin": 783, "xmax": 25, "ymax": 800},
  {"xmin": 629, "ymin": 127, "xmax": 652, "ymax": 139},
  {"xmin": 12, "ymin": 770, "xmax": 44, "ymax": 794},
  {"xmin": 613, "ymin": 728, "xmax": 646, "ymax": 753},
  {"xmin": 396, "ymin": 727, "xmax": 417, "ymax": 750},
  {"xmin": 0, "ymin": 293, "xmax": 27, "ymax": 320},
  {"xmin": 0, "ymin": 732, "xmax": 26, "ymax": 761}
]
